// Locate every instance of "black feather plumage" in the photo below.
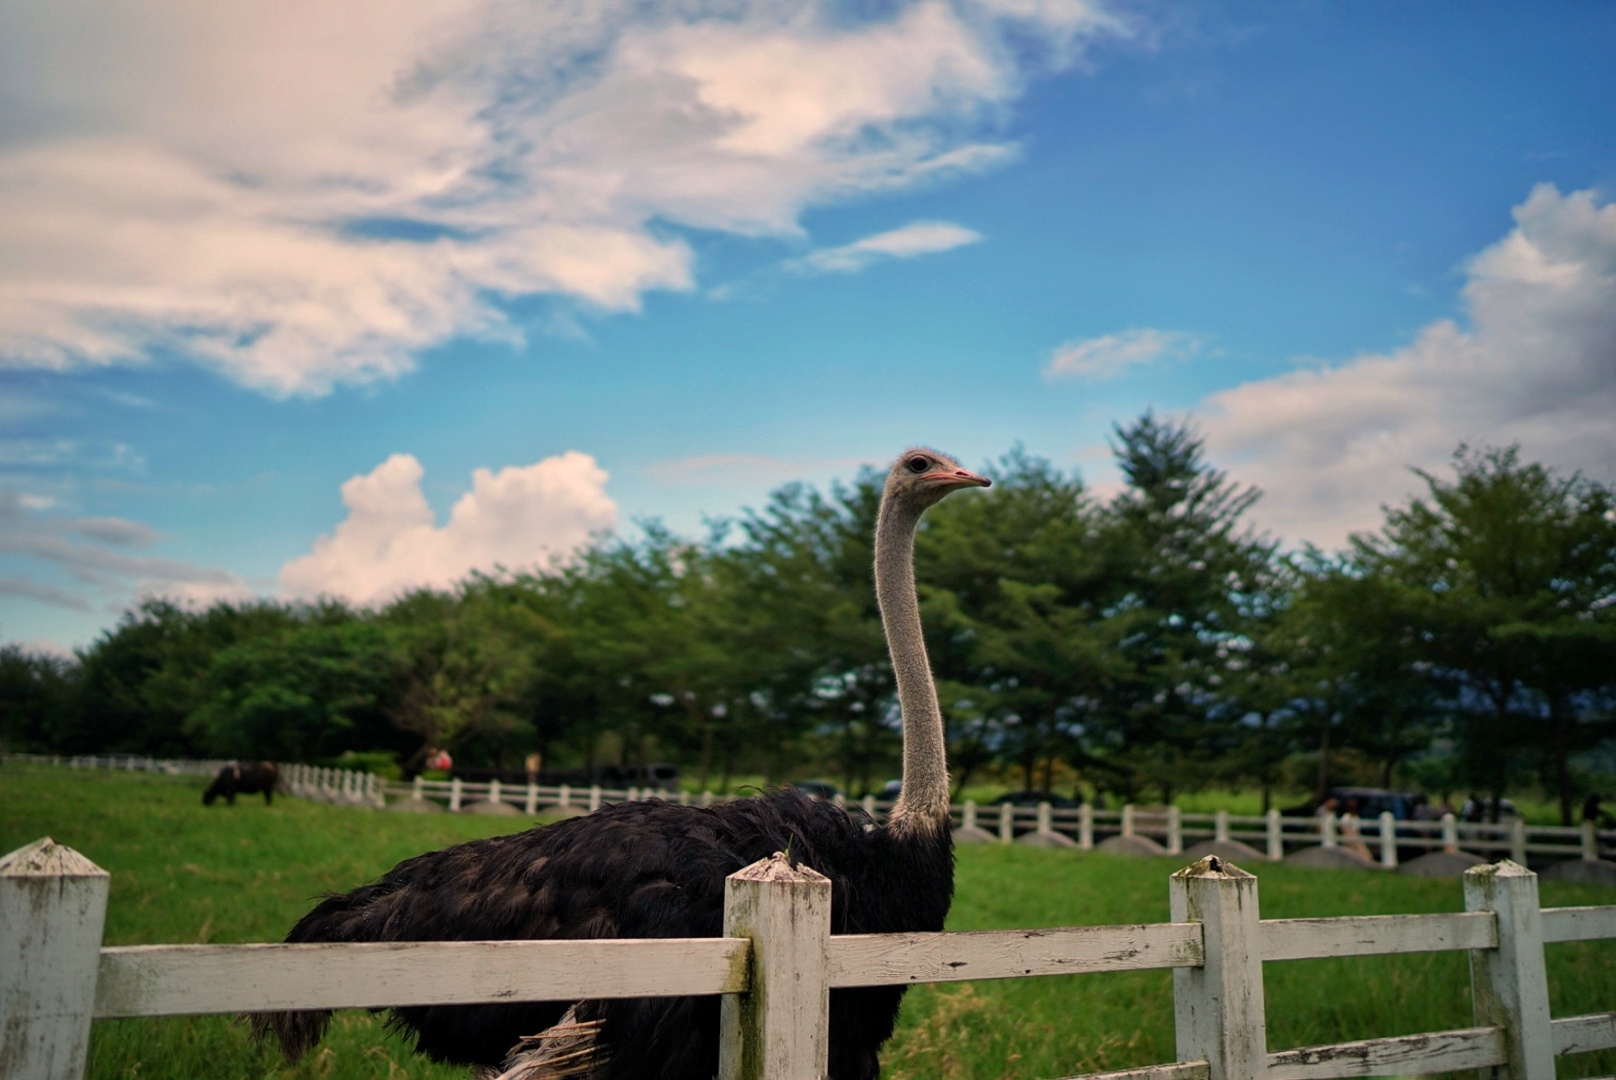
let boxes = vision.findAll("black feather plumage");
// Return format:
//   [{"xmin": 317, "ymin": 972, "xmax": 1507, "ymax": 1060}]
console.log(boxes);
[{"xmin": 258, "ymin": 790, "xmax": 952, "ymax": 1079}]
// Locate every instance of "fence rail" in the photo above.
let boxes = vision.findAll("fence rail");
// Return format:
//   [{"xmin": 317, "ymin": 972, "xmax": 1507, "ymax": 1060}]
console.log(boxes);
[
  {"xmin": 2, "ymin": 838, "xmax": 1610, "ymax": 1080},
  {"xmin": 7, "ymin": 752, "xmax": 1615, "ymax": 866}
]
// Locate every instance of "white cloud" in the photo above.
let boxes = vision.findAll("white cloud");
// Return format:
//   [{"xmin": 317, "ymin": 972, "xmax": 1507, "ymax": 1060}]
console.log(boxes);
[
  {"xmin": 1200, "ymin": 184, "xmax": 1616, "ymax": 550},
  {"xmin": 0, "ymin": 0, "xmax": 1123, "ymax": 396},
  {"xmin": 1045, "ymin": 327, "xmax": 1203, "ymax": 380},
  {"xmin": 788, "ymin": 221, "xmax": 984, "ymax": 274},
  {"xmin": 279, "ymin": 450, "xmax": 618, "ymax": 605}
]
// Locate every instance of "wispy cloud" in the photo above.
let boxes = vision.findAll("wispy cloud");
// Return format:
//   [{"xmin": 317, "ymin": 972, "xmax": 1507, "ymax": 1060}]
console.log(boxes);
[
  {"xmin": 786, "ymin": 221, "xmax": 984, "ymax": 275},
  {"xmin": 1200, "ymin": 184, "xmax": 1616, "ymax": 549},
  {"xmin": 1045, "ymin": 327, "xmax": 1203, "ymax": 381},
  {"xmin": 0, "ymin": 0, "xmax": 1125, "ymax": 397},
  {"xmin": 0, "ymin": 576, "xmax": 92, "ymax": 612},
  {"xmin": 645, "ymin": 453, "xmax": 874, "ymax": 487},
  {"xmin": 0, "ymin": 490, "xmax": 248, "ymax": 613}
]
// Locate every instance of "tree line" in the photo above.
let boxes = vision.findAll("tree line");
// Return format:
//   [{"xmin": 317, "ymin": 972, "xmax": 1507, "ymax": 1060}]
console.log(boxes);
[{"xmin": 3, "ymin": 415, "xmax": 1613, "ymax": 823}]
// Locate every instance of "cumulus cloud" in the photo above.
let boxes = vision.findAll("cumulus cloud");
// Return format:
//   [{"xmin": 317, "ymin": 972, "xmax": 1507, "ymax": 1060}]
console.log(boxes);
[
  {"xmin": 279, "ymin": 450, "xmax": 618, "ymax": 605},
  {"xmin": 1045, "ymin": 327, "xmax": 1203, "ymax": 381},
  {"xmin": 1200, "ymin": 184, "xmax": 1616, "ymax": 550},
  {"xmin": 788, "ymin": 221, "xmax": 984, "ymax": 274},
  {"xmin": 0, "ymin": 0, "xmax": 1123, "ymax": 396}
]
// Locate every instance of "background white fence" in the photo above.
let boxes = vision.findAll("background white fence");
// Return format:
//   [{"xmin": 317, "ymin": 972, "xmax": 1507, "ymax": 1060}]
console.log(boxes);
[
  {"xmin": 1, "ymin": 838, "xmax": 1611, "ymax": 1080},
  {"xmin": 7, "ymin": 753, "xmax": 1614, "ymax": 866}
]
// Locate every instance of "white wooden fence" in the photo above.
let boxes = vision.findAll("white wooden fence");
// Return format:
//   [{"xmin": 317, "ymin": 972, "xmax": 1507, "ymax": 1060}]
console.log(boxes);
[
  {"xmin": 1, "ymin": 839, "xmax": 1610, "ymax": 1080},
  {"xmin": 7, "ymin": 754, "xmax": 1614, "ymax": 865},
  {"xmin": 951, "ymin": 799, "xmax": 1616, "ymax": 867}
]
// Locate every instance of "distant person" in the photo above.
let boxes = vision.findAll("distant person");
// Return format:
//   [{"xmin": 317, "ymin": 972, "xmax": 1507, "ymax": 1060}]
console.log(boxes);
[
  {"xmin": 1340, "ymin": 797, "xmax": 1372, "ymax": 859},
  {"xmin": 525, "ymin": 753, "xmax": 542, "ymax": 783}
]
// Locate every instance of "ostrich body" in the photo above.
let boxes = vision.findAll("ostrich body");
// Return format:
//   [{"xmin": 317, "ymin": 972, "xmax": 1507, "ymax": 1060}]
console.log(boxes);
[{"xmin": 257, "ymin": 449, "xmax": 989, "ymax": 1080}]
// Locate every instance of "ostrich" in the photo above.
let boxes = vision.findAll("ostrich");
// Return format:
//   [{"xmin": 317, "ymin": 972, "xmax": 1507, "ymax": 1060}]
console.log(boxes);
[{"xmin": 255, "ymin": 448, "xmax": 990, "ymax": 1080}]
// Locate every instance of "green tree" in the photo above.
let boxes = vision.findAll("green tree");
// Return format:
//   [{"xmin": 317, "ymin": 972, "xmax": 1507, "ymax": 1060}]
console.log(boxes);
[
  {"xmin": 1089, "ymin": 413, "xmax": 1275, "ymax": 802},
  {"xmin": 1351, "ymin": 446, "xmax": 1616, "ymax": 822},
  {"xmin": 920, "ymin": 447, "xmax": 1109, "ymax": 797},
  {"xmin": 0, "ymin": 644, "xmax": 75, "ymax": 752}
]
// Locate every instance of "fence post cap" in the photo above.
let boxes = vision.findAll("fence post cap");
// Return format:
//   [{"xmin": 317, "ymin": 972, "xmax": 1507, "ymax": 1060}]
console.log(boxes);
[
  {"xmin": 0, "ymin": 837, "xmax": 108, "ymax": 879},
  {"xmin": 728, "ymin": 851, "xmax": 830, "ymax": 886},
  {"xmin": 1464, "ymin": 858, "xmax": 1533, "ymax": 883},
  {"xmin": 1172, "ymin": 854, "xmax": 1255, "ymax": 881}
]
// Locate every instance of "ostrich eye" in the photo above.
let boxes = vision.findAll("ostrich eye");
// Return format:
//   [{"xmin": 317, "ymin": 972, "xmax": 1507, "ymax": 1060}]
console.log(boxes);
[{"xmin": 906, "ymin": 456, "xmax": 930, "ymax": 474}]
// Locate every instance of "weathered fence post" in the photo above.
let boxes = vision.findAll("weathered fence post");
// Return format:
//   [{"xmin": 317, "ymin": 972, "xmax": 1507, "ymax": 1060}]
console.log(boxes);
[
  {"xmin": 1167, "ymin": 806, "xmax": 1183, "ymax": 856},
  {"xmin": 998, "ymin": 801, "xmax": 1014, "ymax": 844},
  {"xmin": 1379, "ymin": 811, "xmax": 1398, "ymax": 868},
  {"xmin": 489, "ymin": 778, "xmax": 502, "ymax": 809},
  {"xmin": 962, "ymin": 801, "xmax": 978, "ymax": 832},
  {"xmin": 1582, "ymin": 820, "xmax": 1599, "ymax": 862},
  {"xmin": 1464, "ymin": 861, "xmax": 1552, "ymax": 1080},
  {"xmin": 1215, "ymin": 809, "xmax": 1230, "ymax": 843},
  {"xmin": 679, "ymin": 789, "xmax": 691, "ymax": 806},
  {"xmin": 449, "ymin": 777, "xmax": 463, "ymax": 813},
  {"xmin": 589, "ymin": 785, "xmax": 602, "ymax": 812},
  {"xmin": 719, "ymin": 854, "xmax": 831, "ymax": 1080},
  {"xmin": 1508, "ymin": 817, "xmax": 1527, "ymax": 865},
  {"xmin": 862, "ymin": 794, "xmax": 876, "ymax": 821},
  {"xmin": 525, "ymin": 782, "xmax": 538, "ymax": 815},
  {"xmin": 1170, "ymin": 855, "xmax": 1267, "ymax": 1080},
  {"xmin": 1320, "ymin": 811, "xmax": 1338, "ymax": 849},
  {"xmin": 1079, "ymin": 803, "xmax": 1094, "ymax": 850},
  {"xmin": 1036, "ymin": 801, "xmax": 1054, "ymax": 839},
  {"xmin": 1266, "ymin": 809, "xmax": 1282, "ymax": 861},
  {"xmin": 1441, "ymin": 812, "xmax": 1458, "ymax": 854},
  {"xmin": 701, "ymin": 790, "xmax": 715, "ymax": 807},
  {"xmin": 412, "ymin": 774, "xmax": 424, "ymax": 802},
  {"xmin": 1, "ymin": 839, "xmax": 111, "ymax": 1079},
  {"xmin": 1122, "ymin": 804, "xmax": 1136, "ymax": 838}
]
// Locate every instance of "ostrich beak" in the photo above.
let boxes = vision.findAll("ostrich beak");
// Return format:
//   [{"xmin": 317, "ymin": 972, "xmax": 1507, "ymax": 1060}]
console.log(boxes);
[{"xmin": 926, "ymin": 469, "xmax": 991, "ymax": 490}]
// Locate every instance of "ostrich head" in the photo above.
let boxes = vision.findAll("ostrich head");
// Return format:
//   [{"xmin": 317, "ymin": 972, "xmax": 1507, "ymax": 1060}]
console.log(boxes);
[{"xmin": 882, "ymin": 447, "xmax": 991, "ymax": 513}]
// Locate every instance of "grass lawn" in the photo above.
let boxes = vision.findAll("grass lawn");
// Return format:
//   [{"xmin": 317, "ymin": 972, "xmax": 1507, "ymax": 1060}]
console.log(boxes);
[{"xmin": 3, "ymin": 763, "xmax": 1612, "ymax": 1080}]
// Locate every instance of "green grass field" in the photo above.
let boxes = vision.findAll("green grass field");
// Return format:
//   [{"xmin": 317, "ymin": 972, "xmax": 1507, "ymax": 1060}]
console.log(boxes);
[{"xmin": 3, "ymin": 764, "xmax": 1612, "ymax": 1080}]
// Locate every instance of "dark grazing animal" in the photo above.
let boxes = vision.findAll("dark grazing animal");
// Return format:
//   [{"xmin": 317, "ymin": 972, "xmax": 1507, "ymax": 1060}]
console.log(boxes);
[
  {"xmin": 255, "ymin": 448, "xmax": 990, "ymax": 1080},
  {"xmin": 202, "ymin": 761, "xmax": 279, "ymax": 806}
]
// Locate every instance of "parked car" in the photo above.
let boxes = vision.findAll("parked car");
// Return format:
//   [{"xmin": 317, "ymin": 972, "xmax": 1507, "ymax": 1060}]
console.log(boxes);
[{"xmin": 1326, "ymin": 787, "xmax": 1420, "ymax": 820}]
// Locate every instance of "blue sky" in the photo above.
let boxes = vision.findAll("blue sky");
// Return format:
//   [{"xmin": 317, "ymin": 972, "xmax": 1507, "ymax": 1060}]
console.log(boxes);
[{"xmin": 2, "ymin": 0, "xmax": 1614, "ymax": 651}]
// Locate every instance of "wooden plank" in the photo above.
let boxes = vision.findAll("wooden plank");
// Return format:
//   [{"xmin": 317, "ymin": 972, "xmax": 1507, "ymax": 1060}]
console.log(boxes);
[
  {"xmin": 1265, "ymin": 1026, "xmax": 1505, "ymax": 1080},
  {"xmin": 826, "ymin": 922, "xmax": 1203, "ymax": 987},
  {"xmin": 94, "ymin": 937, "xmax": 750, "ymax": 1018},
  {"xmin": 1554, "ymin": 1013, "xmax": 1616, "ymax": 1056},
  {"xmin": 1260, "ymin": 911, "xmax": 1496, "ymax": 961},
  {"xmin": 1, "ymin": 839, "xmax": 111, "ymax": 1079},
  {"xmin": 1465, "ymin": 862, "xmax": 1554, "ymax": 1079},
  {"xmin": 719, "ymin": 854, "xmax": 831, "ymax": 1080},
  {"xmin": 1057, "ymin": 1060, "xmax": 1210, "ymax": 1080},
  {"xmin": 1172, "ymin": 857, "xmax": 1267, "ymax": 1080},
  {"xmin": 1543, "ymin": 906, "xmax": 1616, "ymax": 943}
]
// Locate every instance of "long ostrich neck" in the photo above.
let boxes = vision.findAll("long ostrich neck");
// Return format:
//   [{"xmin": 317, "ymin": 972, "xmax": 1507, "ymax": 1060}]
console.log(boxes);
[{"xmin": 875, "ymin": 496, "xmax": 949, "ymax": 833}]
